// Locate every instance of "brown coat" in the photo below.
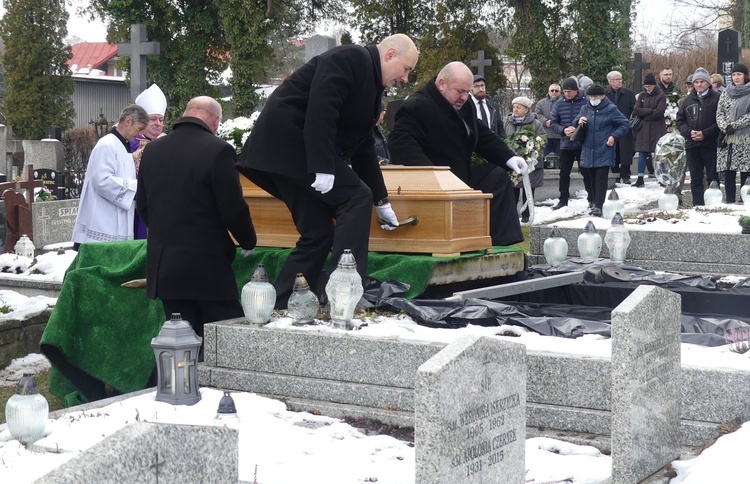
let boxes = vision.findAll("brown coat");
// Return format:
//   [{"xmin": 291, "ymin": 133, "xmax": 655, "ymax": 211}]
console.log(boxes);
[{"xmin": 633, "ymin": 88, "xmax": 668, "ymax": 153}]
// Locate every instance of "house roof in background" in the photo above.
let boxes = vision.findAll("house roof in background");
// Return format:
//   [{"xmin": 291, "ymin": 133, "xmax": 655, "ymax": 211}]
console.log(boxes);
[{"xmin": 68, "ymin": 42, "xmax": 118, "ymax": 72}]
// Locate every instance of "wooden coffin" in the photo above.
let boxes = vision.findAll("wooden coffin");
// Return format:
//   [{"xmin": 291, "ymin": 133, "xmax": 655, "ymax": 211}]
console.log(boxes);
[{"xmin": 241, "ymin": 165, "xmax": 492, "ymax": 257}]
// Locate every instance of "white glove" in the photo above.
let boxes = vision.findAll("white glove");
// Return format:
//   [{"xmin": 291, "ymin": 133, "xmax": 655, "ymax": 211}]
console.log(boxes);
[
  {"xmin": 311, "ymin": 173, "xmax": 335, "ymax": 194},
  {"xmin": 375, "ymin": 203, "xmax": 399, "ymax": 231},
  {"xmin": 506, "ymin": 156, "xmax": 529, "ymax": 175},
  {"xmin": 240, "ymin": 249, "xmax": 254, "ymax": 257}
]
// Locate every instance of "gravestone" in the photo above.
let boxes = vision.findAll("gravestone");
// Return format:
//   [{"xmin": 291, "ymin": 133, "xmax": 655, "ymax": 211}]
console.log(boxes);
[
  {"xmin": 23, "ymin": 139, "xmax": 65, "ymax": 172},
  {"xmin": 34, "ymin": 169, "xmax": 65, "ymax": 200},
  {"xmin": 32, "ymin": 199, "xmax": 78, "ymax": 248},
  {"xmin": 36, "ymin": 422, "xmax": 238, "ymax": 483},
  {"xmin": 118, "ymin": 24, "xmax": 161, "ymax": 102},
  {"xmin": 304, "ymin": 34, "xmax": 336, "ymax": 62},
  {"xmin": 415, "ymin": 335, "xmax": 526, "ymax": 483},
  {"xmin": 718, "ymin": 29, "xmax": 741, "ymax": 88},
  {"xmin": 471, "ymin": 50, "xmax": 493, "ymax": 77},
  {"xmin": 627, "ymin": 53, "xmax": 651, "ymax": 92},
  {"xmin": 44, "ymin": 126, "xmax": 62, "ymax": 141},
  {"xmin": 610, "ymin": 285, "xmax": 681, "ymax": 483}
]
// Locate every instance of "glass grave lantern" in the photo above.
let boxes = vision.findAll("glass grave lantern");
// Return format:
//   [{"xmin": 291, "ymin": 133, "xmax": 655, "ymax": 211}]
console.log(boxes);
[
  {"xmin": 602, "ymin": 189, "xmax": 624, "ymax": 221},
  {"xmin": 658, "ymin": 185, "xmax": 679, "ymax": 211},
  {"xmin": 5, "ymin": 373, "xmax": 48, "ymax": 444},
  {"xmin": 241, "ymin": 264, "xmax": 276, "ymax": 324},
  {"xmin": 14, "ymin": 235, "xmax": 35, "ymax": 259},
  {"xmin": 704, "ymin": 180, "xmax": 723, "ymax": 206},
  {"xmin": 542, "ymin": 225, "xmax": 568, "ymax": 267},
  {"xmin": 287, "ymin": 273, "xmax": 319, "ymax": 324},
  {"xmin": 742, "ymin": 178, "xmax": 750, "ymax": 207},
  {"xmin": 213, "ymin": 391, "xmax": 240, "ymax": 430},
  {"xmin": 151, "ymin": 313, "xmax": 202, "ymax": 405},
  {"xmin": 325, "ymin": 249, "xmax": 363, "ymax": 330},
  {"xmin": 577, "ymin": 221, "xmax": 602, "ymax": 262},
  {"xmin": 604, "ymin": 212, "xmax": 631, "ymax": 263}
]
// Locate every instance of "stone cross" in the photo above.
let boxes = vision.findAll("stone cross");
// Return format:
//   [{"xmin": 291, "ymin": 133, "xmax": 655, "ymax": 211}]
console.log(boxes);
[
  {"xmin": 471, "ymin": 50, "xmax": 493, "ymax": 77},
  {"xmin": 118, "ymin": 24, "xmax": 160, "ymax": 102},
  {"xmin": 718, "ymin": 29, "xmax": 741, "ymax": 87},
  {"xmin": 150, "ymin": 451, "xmax": 166, "ymax": 483},
  {"xmin": 626, "ymin": 53, "xmax": 651, "ymax": 93}
]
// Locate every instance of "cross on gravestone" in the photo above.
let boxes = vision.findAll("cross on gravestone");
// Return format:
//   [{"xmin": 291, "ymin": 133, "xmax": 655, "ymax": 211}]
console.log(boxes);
[
  {"xmin": 718, "ymin": 29, "xmax": 741, "ymax": 87},
  {"xmin": 150, "ymin": 451, "xmax": 166, "ymax": 483},
  {"xmin": 118, "ymin": 24, "xmax": 161, "ymax": 102},
  {"xmin": 471, "ymin": 50, "xmax": 493, "ymax": 78},
  {"xmin": 0, "ymin": 165, "xmax": 43, "ymax": 251},
  {"xmin": 626, "ymin": 53, "xmax": 651, "ymax": 93}
]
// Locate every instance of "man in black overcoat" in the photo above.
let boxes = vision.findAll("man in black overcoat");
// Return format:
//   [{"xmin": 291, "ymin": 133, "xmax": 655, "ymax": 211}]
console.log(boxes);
[
  {"xmin": 387, "ymin": 62, "xmax": 527, "ymax": 246},
  {"xmin": 136, "ymin": 97, "xmax": 257, "ymax": 339},
  {"xmin": 605, "ymin": 70, "xmax": 637, "ymax": 184},
  {"xmin": 237, "ymin": 34, "xmax": 418, "ymax": 308}
]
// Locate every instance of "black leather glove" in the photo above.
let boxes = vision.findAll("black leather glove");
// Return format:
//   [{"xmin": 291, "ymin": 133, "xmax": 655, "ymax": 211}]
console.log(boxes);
[{"xmin": 726, "ymin": 124, "xmax": 736, "ymax": 135}]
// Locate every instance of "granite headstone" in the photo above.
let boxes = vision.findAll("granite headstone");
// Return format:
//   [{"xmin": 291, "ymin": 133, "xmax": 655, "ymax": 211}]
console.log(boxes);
[
  {"xmin": 415, "ymin": 335, "xmax": 526, "ymax": 483},
  {"xmin": 718, "ymin": 29, "xmax": 741, "ymax": 87},
  {"xmin": 611, "ymin": 285, "xmax": 682, "ymax": 483},
  {"xmin": 22, "ymin": 139, "xmax": 65, "ymax": 172},
  {"xmin": 31, "ymin": 199, "xmax": 78, "ymax": 248},
  {"xmin": 304, "ymin": 34, "xmax": 336, "ymax": 62}
]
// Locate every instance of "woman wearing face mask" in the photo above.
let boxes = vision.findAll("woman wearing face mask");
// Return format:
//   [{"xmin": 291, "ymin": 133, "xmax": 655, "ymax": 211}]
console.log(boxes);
[
  {"xmin": 716, "ymin": 63, "xmax": 750, "ymax": 204},
  {"xmin": 574, "ymin": 85, "xmax": 630, "ymax": 217},
  {"xmin": 504, "ymin": 96, "xmax": 546, "ymax": 223},
  {"xmin": 632, "ymin": 73, "xmax": 667, "ymax": 187}
]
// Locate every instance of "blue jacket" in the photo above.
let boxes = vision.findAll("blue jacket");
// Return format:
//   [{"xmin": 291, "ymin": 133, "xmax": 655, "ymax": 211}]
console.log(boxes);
[
  {"xmin": 551, "ymin": 91, "xmax": 588, "ymax": 150},
  {"xmin": 573, "ymin": 97, "xmax": 630, "ymax": 168}
]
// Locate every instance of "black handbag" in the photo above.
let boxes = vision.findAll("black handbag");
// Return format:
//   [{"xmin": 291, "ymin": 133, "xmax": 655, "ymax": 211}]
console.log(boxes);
[
  {"xmin": 629, "ymin": 113, "xmax": 643, "ymax": 132},
  {"xmin": 570, "ymin": 122, "xmax": 586, "ymax": 143}
]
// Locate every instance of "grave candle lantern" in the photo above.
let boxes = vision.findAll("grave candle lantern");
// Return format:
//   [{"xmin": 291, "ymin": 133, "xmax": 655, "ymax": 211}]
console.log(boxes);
[
  {"xmin": 151, "ymin": 313, "xmax": 202, "ymax": 405},
  {"xmin": 5, "ymin": 373, "xmax": 48, "ymax": 444},
  {"xmin": 741, "ymin": 178, "xmax": 750, "ymax": 207},
  {"xmin": 213, "ymin": 391, "xmax": 240, "ymax": 430},
  {"xmin": 577, "ymin": 221, "xmax": 602, "ymax": 262},
  {"xmin": 241, "ymin": 264, "xmax": 276, "ymax": 324},
  {"xmin": 542, "ymin": 225, "xmax": 568, "ymax": 267},
  {"xmin": 325, "ymin": 249, "xmax": 363, "ymax": 330},
  {"xmin": 287, "ymin": 273, "xmax": 319, "ymax": 324},
  {"xmin": 658, "ymin": 186, "xmax": 679, "ymax": 211},
  {"xmin": 704, "ymin": 180, "xmax": 723, "ymax": 206},
  {"xmin": 14, "ymin": 235, "xmax": 35, "ymax": 259},
  {"xmin": 602, "ymin": 189, "xmax": 624, "ymax": 221},
  {"xmin": 604, "ymin": 212, "xmax": 631, "ymax": 263}
]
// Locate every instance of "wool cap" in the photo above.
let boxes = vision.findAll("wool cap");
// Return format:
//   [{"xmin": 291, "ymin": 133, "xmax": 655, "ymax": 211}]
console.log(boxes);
[
  {"xmin": 692, "ymin": 67, "xmax": 711, "ymax": 84},
  {"xmin": 473, "ymin": 74, "xmax": 485, "ymax": 83},
  {"xmin": 579, "ymin": 76, "xmax": 594, "ymax": 90},
  {"xmin": 644, "ymin": 73, "xmax": 657, "ymax": 86},
  {"xmin": 511, "ymin": 96, "xmax": 532, "ymax": 109},
  {"xmin": 685, "ymin": 75, "xmax": 693, "ymax": 84},
  {"xmin": 135, "ymin": 84, "xmax": 167, "ymax": 116},
  {"xmin": 586, "ymin": 84, "xmax": 606, "ymax": 96},
  {"xmin": 732, "ymin": 63, "xmax": 749, "ymax": 75},
  {"xmin": 562, "ymin": 77, "xmax": 579, "ymax": 91}
]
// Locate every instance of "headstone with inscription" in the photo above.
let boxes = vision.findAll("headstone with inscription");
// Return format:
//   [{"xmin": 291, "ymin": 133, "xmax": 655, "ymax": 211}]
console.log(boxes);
[
  {"xmin": 718, "ymin": 29, "xmax": 741, "ymax": 88},
  {"xmin": 34, "ymin": 169, "xmax": 65, "ymax": 200},
  {"xmin": 31, "ymin": 199, "xmax": 78, "ymax": 248},
  {"xmin": 415, "ymin": 335, "xmax": 526, "ymax": 483},
  {"xmin": 304, "ymin": 34, "xmax": 336, "ymax": 62},
  {"xmin": 611, "ymin": 285, "xmax": 681, "ymax": 483}
]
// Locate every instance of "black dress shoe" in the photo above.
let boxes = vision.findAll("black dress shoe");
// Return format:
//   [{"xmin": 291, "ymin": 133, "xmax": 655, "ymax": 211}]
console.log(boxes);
[
  {"xmin": 620, "ymin": 177, "xmax": 631, "ymax": 185},
  {"xmin": 592, "ymin": 208, "xmax": 603, "ymax": 217},
  {"xmin": 521, "ymin": 215, "xmax": 529, "ymax": 223},
  {"xmin": 588, "ymin": 202, "xmax": 595, "ymax": 210},
  {"xmin": 552, "ymin": 201, "xmax": 567, "ymax": 210}
]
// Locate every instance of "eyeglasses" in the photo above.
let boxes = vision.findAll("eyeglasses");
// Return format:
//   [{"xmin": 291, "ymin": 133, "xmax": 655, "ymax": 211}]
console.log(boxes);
[{"xmin": 549, "ymin": 89, "xmax": 559, "ymax": 92}]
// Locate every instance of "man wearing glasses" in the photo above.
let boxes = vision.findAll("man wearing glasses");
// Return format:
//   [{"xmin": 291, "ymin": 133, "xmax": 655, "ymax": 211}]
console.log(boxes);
[
  {"xmin": 535, "ymin": 83, "xmax": 562, "ymax": 157},
  {"xmin": 605, "ymin": 70, "xmax": 637, "ymax": 185}
]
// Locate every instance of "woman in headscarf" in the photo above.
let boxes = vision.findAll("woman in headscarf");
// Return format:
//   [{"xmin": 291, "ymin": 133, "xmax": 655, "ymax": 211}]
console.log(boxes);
[{"xmin": 716, "ymin": 63, "xmax": 750, "ymax": 203}]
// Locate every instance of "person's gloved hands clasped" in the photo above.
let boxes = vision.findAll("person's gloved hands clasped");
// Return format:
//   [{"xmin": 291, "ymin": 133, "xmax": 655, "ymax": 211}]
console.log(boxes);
[
  {"xmin": 311, "ymin": 173, "xmax": 335, "ymax": 194},
  {"xmin": 506, "ymin": 156, "xmax": 529, "ymax": 175},
  {"xmin": 376, "ymin": 203, "xmax": 399, "ymax": 231},
  {"xmin": 726, "ymin": 124, "xmax": 736, "ymax": 135}
]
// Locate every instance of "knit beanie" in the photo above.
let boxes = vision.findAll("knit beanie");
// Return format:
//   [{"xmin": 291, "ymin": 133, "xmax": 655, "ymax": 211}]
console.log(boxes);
[
  {"xmin": 562, "ymin": 77, "xmax": 579, "ymax": 91},
  {"xmin": 511, "ymin": 96, "xmax": 532, "ymax": 109},
  {"xmin": 732, "ymin": 63, "xmax": 749, "ymax": 76},
  {"xmin": 579, "ymin": 76, "xmax": 594, "ymax": 90},
  {"xmin": 586, "ymin": 85, "xmax": 606, "ymax": 96},
  {"xmin": 692, "ymin": 67, "xmax": 711, "ymax": 84},
  {"xmin": 643, "ymin": 73, "xmax": 656, "ymax": 86}
]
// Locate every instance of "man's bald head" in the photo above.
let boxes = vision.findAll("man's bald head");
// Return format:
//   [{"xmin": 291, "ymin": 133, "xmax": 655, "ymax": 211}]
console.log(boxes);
[
  {"xmin": 377, "ymin": 34, "xmax": 419, "ymax": 88},
  {"xmin": 183, "ymin": 96, "xmax": 223, "ymax": 134},
  {"xmin": 436, "ymin": 62, "xmax": 474, "ymax": 110}
]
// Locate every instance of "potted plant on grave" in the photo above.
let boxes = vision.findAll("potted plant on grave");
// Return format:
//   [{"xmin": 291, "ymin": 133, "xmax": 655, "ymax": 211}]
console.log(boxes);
[{"xmin": 739, "ymin": 215, "xmax": 750, "ymax": 234}]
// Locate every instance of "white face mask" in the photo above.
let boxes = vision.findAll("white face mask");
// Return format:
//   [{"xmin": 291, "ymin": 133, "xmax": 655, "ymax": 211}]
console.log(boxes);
[{"xmin": 590, "ymin": 99, "xmax": 602, "ymax": 106}]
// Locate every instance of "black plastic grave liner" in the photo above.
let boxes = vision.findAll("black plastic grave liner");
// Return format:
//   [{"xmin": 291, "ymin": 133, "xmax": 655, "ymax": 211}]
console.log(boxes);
[{"xmin": 363, "ymin": 262, "xmax": 750, "ymax": 347}]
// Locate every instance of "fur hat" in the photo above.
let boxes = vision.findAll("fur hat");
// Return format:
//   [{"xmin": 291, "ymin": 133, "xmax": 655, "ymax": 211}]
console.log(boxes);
[
  {"xmin": 562, "ymin": 77, "xmax": 579, "ymax": 91},
  {"xmin": 135, "ymin": 84, "xmax": 167, "ymax": 116},
  {"xmin": 644, "ymin": 73, "xmax": 657, "ymax": 86},
  {"xmin": 586, "ymin": 84, "xmax": 606, "ymax": 96},
  {"xmin": 511, "ymin": 96, "xmax": 532, "ymax": 109},
  {"xmin": 732, "ymin": 63, "xmax": 749, "ymax": 76},
  {"xmin": 691, "ymin": 67, "xmax": 711, "ymax": 84}
]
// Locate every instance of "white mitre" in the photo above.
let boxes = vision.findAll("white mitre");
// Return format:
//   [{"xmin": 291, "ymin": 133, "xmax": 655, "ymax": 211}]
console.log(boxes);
[{"xmin": 135, "ymin": 84, "xmax": 167, "ymax": 115}]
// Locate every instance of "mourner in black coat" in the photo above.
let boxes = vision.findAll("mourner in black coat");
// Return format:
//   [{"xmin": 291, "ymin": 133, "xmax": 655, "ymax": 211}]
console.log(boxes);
[
  {"xmin": 136, "ymin": 97, "xmax": 257, "ymax": 339},
  {"xmin": 388, "ymin": 62, "xmax": 527, "ymax": 246},
  {"xmin": 237, "ymin": 34, "xmax": 418, "ymax": 308},
  {"xmin": 605, "ymin": 70, "xmax": 637, "ymax": 183}
]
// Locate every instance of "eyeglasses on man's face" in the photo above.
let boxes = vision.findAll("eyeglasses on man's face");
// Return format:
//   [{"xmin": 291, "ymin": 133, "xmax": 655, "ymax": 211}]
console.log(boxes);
[{"xmin": 549, "ymin": 89, "xmax": 559, "ymax": 92}]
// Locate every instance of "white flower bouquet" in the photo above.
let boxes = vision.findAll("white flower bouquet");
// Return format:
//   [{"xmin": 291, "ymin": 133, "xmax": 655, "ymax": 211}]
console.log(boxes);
[{"xmin": 217, "ymin": 111, "xmax": 261, "ymax": 153}]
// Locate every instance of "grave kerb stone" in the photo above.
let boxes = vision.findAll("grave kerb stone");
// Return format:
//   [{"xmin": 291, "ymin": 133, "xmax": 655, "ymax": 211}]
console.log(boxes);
[
  {"xmin": 415, "ymin": 334, "xmax": 526, "ymax": 483},
  {"xmin": 611, "ymin": 285, "xmax": 682, "ymax": 483}
]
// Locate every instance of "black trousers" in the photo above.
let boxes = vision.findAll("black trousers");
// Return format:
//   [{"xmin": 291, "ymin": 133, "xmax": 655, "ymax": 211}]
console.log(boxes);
[
  {"xmin": 246, "ymin": 169, "xmax": 373, "ymax": 309},
  {"xmin": 558, "ymin": 149, "xmax": 583, "ymax": 204},
  {"xmin": 468, "ymin": 163, "xmax": 523, "ymax": 246},
  {"xmin": 723, "ymin": 170, "xmax": 750, "ymax": 203},
  {"xmin": 161, "ymin": 299, "xmax": 243, "ymax": 340},
  {"xmin": 580, "ymin": 166, "xmax": 611, "ymax": 210},
  {"xmin": 686, "ymin": 145, "xmax": 718, "ymax": 206}
]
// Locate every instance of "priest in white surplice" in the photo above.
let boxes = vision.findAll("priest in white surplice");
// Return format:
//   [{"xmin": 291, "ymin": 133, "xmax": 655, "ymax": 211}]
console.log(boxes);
[{"xmin": 72, "ymin": 104, "xmax": 149, "ymax": 247}]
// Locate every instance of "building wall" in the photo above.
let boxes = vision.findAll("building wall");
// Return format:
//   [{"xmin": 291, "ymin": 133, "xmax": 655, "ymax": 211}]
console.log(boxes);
[{"xmin": 72, "ymin": 77, "xmax": 129, "ymax": 129}]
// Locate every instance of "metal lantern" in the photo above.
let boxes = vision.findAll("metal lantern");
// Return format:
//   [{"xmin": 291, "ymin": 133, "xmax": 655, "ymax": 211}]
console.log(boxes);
[
  {"xmin": 213, "ymin": 391, "xmax": 240, "ymax": 430},
  {"xmin": 604, "ymin": 212, "xmax": 631, "ymax": 263},
  {"xmin": 602, "ymin": 189, "xmax": 624, "ymax": 221},
  {"xmin": 704, "ymin": 180, "xmax": 723, "ymax": 206},
  {"xmin": 90, "ymin": 108, "xmax": 109, "ymax": 139},
  {"xmin": 659, "ymin": 186, "xmax": 679, "ymax": 211},
  {"xmin": 577, "ymin": 221, "xmax": 602, "ymax": 262},
  {"xmin": 14, "ymin": 234, "xmax": 35, "ymax": 259},
  {"xmin": 542, "ymin": 225, "xmax": 568, "ymax": 267},
  {"xmin": 287, "ymin": 273, "xmax": 319, "ymax": 324},
  {"xmin": 741, "ymin": 178, "xmax": 750, "ymax": 207},
  {"xmin": 325, "ymin": 249, "xmax": 363, "ymax": 330},
  {"xmin": 151, "ymin": 313, "xmax": 202, "ymax": 405},
  {"xmin": 5, "ymin": 373, "xmax": 49, "ymax": 444},
  {"xmin": 241, "ymin": 264, "xmax": 276, "ymax": 324}
]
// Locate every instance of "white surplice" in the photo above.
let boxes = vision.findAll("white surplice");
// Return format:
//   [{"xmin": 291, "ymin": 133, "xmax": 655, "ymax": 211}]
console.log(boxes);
[{"xmin": 71, "ymin": 133, "xmax": 137, "ymax": 243}]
